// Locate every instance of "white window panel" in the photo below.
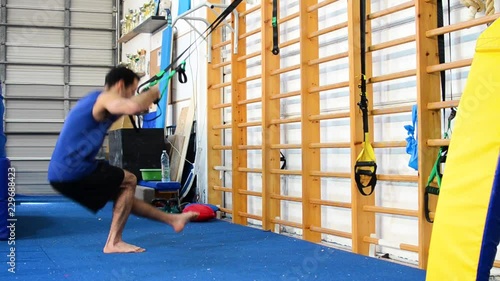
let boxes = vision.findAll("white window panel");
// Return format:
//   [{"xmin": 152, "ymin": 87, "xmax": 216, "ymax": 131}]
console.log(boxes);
[
  {"xmin": 5, "ymin": 100, "xmax": 65, "ymax": 119},
  {"xmin": 70, "ymin": 48, "xmax": 113, "ymax": 65},
  {"xmin": 7, "ymin": 46, "xmax": 64, "ymax": 64},
  {"xmin": 10, "ymin": 160, "xmax": 50, "ymax": 171},
  {"xmin": 7, "ymin": 8, "xmax": 65, "ymax": 26},
  {"xmin": 70, "ymin": 67, "xmax": 108, "ymax": 85},
  {"xmin": 70, "ymin": 30, "xmax": 113, "ymax": 49},
  {"xmin": 71, "ymin": 0, "xmax": 113, "ymax": 12},
  {"xmin": 6, "ymin": 65, "xmax": 64, "ymax": 85},
  {"xmin": 71, "ymin": 12, "xmax": 113, "ymax": 29},
  {"xmin": 6, "ymin": 27, "xmax": 64, "ymax": 47},
  {"xmin": 6, "ymin": 0, "xmax": 65, "ymax": 9},
  {"xmin": 5, "ymin": 84, "xmax": 64, "ymax": 98},
  {"xmin": 70, "ymin": 85, "xmax": 102, "ymax": 98},
  {"xmin": 5, "ymin": 122, "xmax": 63, "ymax": 133}
]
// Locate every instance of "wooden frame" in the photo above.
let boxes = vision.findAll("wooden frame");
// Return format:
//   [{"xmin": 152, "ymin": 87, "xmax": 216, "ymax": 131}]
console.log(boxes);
[{"xmin": 206, "ymin": 0, "xmax": 500, "ymax": 270}]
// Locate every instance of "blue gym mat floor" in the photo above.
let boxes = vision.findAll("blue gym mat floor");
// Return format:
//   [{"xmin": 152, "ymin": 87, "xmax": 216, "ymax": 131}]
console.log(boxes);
[{"xmin": 1, "ymin": 196, "xmax": 426, "ymax": 281}]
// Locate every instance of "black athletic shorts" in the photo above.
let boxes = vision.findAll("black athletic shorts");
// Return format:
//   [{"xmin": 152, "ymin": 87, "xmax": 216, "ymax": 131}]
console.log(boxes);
[{"xmin": 50, "ymin": 161, "xmax": 125, "ymax": 213}]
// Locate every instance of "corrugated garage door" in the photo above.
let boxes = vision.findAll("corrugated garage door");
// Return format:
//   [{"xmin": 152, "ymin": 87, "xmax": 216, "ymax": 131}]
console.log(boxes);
[{"xmin": 0, "ymin": 0, "xmax": 117, "ymax": 194}]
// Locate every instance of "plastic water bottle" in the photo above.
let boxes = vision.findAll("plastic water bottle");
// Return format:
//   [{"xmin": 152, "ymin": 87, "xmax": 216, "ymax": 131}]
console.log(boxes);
[{"xmin": 161, "ymin": 150, "xmax": 170, "ymax": 182}]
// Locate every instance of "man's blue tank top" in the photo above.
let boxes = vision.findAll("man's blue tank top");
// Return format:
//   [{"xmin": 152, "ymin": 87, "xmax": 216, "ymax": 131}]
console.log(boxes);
[{"xmin": 48, "ymin": 90, "xmax": 119, "ymax": 182}]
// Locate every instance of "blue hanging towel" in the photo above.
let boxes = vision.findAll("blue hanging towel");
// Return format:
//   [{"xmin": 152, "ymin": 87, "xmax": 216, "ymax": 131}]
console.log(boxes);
[{"xmin": 404, "ymin": 105, "xmax": 418, "ymax": 171}]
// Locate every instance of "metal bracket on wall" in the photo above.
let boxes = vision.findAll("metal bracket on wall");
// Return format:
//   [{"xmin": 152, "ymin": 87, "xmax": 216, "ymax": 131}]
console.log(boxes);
[{"xmin": 169, "ymin": 1, "xmax": 239, "ymax": 64}]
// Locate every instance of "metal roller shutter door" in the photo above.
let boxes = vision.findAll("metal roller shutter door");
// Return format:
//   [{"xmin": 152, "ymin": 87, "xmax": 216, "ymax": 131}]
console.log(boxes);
[{"xmin": 0, "ymin": 0, "xmax": 118, "ymax": 194}]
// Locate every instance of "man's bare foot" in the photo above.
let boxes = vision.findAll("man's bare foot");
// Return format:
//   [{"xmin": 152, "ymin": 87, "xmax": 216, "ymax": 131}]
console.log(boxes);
[
  {"xmin": 103, "ymin": 241, "xmax": 146, "ymax": 254},
  {"xmin": 172, "ymin": 211, "xmax": 199, "ymax": 233}
]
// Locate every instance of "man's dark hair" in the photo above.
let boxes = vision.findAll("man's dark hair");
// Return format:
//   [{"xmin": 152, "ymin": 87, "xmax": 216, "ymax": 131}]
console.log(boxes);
[{"xmin": 104, "ymin": 66, "xmax": 140, "ymax": 88}]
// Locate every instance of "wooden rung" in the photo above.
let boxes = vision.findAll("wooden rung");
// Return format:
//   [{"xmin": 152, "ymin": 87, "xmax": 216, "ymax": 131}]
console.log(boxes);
[
  {"xmin": 309, "ymin": 51, "xmax": 349, "ymax": 66},
  {"xmin": 307, "ymin": 0, "xmax": 339, "ymax": 12},
  {"xmin": 238, "ymin": 168, "xmax": 263, "ymax": 173},
  {"xmin": 211, "ymin": 40, "xmax": 231, "ymax": 50},
  {"xmin": 219, "ymin": 207, "xmax": 233, "ymax": 214},
  {"xmin": 309, "ymin": 21, "xmax": 348, "ymax": 39},
  {"xmin": 427, "ymin": 139, "xmax": 450, "ymax": 147},
  {"xmin": 212, "ymin": 145, "xmax": 232, "ymax": 150},
  {"xmin": 270, "ymin": 64, "xmax": 300, "ymax": 76},
  {"xmin": 238, "ymin": 211, "xmax": 262, "ymax": 221},
  {"xmin": 211, "ymin": 60, "xmax": 231, "ymax": 69},
  {"xmin": 309, "ymin": 81, "xmax": 350, "ymax": 93},
  {"xmin": 368, "ymin": 1, "xmax": 415, "ymax": 20},
  {"xmin": 212, "ymin": 81, "xmax": 231, "ymax": 90},
  {"xmin": 239, "ymin": 4, "xmax": 261, "ymax": 18},
  {"xmin": 279, "ymin": 38, "xmax": 300, "ymax": 49},
  {"xmin": 239, "ymin": 27, "xmax": 261, "ymax": 40},
  {"xmin": 372, "ymin": 141, "xmax": 407, "ymax": 148},
  {"xmin": 368, "ymin": 35, "xmax": 415, "ymax": 52},
  {"xmin": 363, "ymin": 205, "xmax": 418, "ymax": 217},
  {"xmin": 426, "ymin": 13, "xmax": 500, "ymax": 38},
  {"xmin": 238, "ymin": 145, "xmax": 262, "ymax": 150},
  {"xmin": 271, "ymin": 169, "xmax": 302, "ymax": 175},
  {"xmin": 238, "ymin": 97, "xmax": 261, "ymax": 105},
  {"xmin": 270, "ymin": 90, "xmax": 301, "ymax": 100},
  {"xmin": 427, "ymin": 58, "xmax": 472, "ymax": 73},
  {"xmin": 363, "ymin": 236, "xmax": 419, "ymax": 252},
  {"xmin": 213, "ymin": 166, "xmax": 231, "ymax": 171},
  {"xmin": 271, "ymin": 143, "xmax": 302, "ymax": 149},
  {"xmin": 310, "ymin": 226, "xmax": 352, "ymax": 239},
  {"xmin": 237, "ymin": 121, "xmax": 262, "ymax": 128},
  {"xmin": 427, "ymin": 100, "xmax": 460, "ymax": 110},
  {"xmin": 309, "ymin": 142, "xmax": 350, "ymax": 148},
  {"xmin": 494, "ymin": 261, "xmax": 500, "ymax": 268},
  {"xmin": 278, "ymin": 11, "xmax": 299, "ymax": 24},
  {"xmin": 377, "ymin": 174, "xmax": 418, "ymax": 182},
  {"xmin": 270, "ymin": 194, "xmax": 302, "ymax": 203},
  {"xmin": 212, "ymin": 102, "xmax": 231, "ymax": 109},
  {"xmin": 310, "ymin": 171, "xmax": 351, "ymax": 178},
  {"xmin": 237, "ymin": 50, "xmax": 261, "ymax": 62},
  {"xmin": 309, "ymin": 199, "xmax": 351, "ymax": 209},
  {"xmin": 270, "ymin": 217, "xmax": 302, "ymax": 229},
  {"xmin": 213, "ymin": 185, "xmax": 232, "ymax": 192},
  {"xmin": 212, "ymin": 123, "xmax": 231, "ymax": 130},
  {"xmin": 237, "ymin": 74, "xmax": 261, "ymax": 84},
  {"xmin": 238, "ymin": 211, "xmax": 262, "ymax": 220},
  {"xmin": 369, "ymin": 69, "xmax": 416, "ymax": 84},
  {"xmin": 309, "ymin": 111, "xmax": 350, "ymax": 121},
  {"xmin": 270, "ymin": 117, "xmax": 301, "ymax": 125},
  {"xmin": 371, "ymin": 105, "xmax": 413, "ymax": 116},
  {"xmin": 238, "ymin": 189, "xmax": 262, "ymax": 197}
]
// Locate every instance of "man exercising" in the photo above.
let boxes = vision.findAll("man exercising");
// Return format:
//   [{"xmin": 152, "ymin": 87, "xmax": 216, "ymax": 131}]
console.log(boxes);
[{"xmin": 48, "ymin": 66, "xmax": 198, "ymax": 253}]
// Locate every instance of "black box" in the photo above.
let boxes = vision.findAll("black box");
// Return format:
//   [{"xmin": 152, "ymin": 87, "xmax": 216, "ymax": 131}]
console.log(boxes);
[{"xmin": 108, "ymin": 128, "xmax": 166, "ymax": 181}]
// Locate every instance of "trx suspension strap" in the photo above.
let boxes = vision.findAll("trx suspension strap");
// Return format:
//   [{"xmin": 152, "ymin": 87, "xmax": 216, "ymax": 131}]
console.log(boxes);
[
  {"xmin": 129, "ymin": 0, "xmax": 244, "ymax": 131},
  {"xmin": 354, "ymin": 0, "xmax": 377, "ymax": 196},
  {"xmin": 424, "ymin": 0, "xmax": 457, "ymax": 223},
  {"xmin": 424, "ymin": 113, "xmax": 454, "ymax": 223},
  {"xmin": 272, "ymin": 0, "xmax": 279, "ymax": 55}
]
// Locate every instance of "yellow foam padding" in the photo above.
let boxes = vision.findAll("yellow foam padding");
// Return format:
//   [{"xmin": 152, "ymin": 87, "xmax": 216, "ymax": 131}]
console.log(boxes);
[{"xmin": 426, "ymin": 19, "xmax": 500, "ymax": 280}]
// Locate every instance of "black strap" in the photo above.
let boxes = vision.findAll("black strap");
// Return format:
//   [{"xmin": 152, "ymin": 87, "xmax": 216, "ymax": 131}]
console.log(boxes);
[
  {"xmin": 272, "ymin": 0, "xmax": 279, "ymax": 55},
  {"xmin": 355, "ymin": 161, "xmax": 377, "ymax": 196},
  {"xmin": 280, "ymin": 151, "xmax": 286, "ymax": 169},
  {"xmin": 175, "ymin": 63, "xmax": 188, "ymax": 84},
  {"xmin": 358, "ymin": 0, "xmax": 368, "ymax": 136}
]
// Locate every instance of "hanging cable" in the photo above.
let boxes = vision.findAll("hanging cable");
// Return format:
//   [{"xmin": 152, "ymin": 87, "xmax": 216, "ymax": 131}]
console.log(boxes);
[
  {"xmin": 272, "ymin": 0, "xmax": 280, "ymax": 55},
  {"xmin": 354, "ymin": 0, "xmax": 377, "ymax": 196}
]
